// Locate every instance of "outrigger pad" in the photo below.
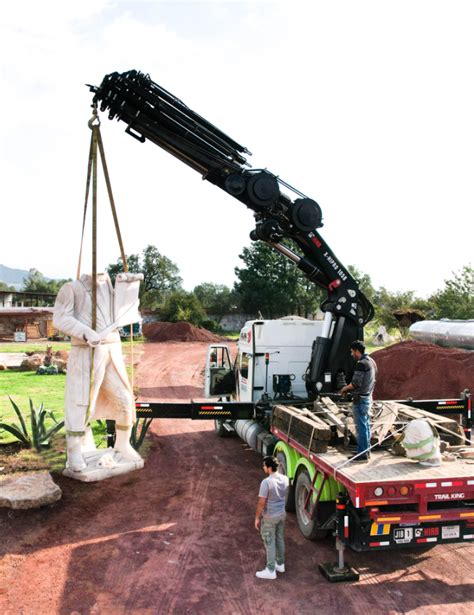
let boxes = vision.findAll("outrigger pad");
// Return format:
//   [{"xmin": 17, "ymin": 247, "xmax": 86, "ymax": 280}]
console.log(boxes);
[{"xmin": 319, "ymin": 562, "xmax": 360, "ymax": 583}]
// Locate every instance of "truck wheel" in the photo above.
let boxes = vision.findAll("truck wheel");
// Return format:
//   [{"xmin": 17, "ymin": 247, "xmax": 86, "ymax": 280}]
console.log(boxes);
[
  {"xmin": 214, "ymin": 419, "xmax": 228, "ymax": 437},
  {"xmin": 275, "ymin": 450, "xmax": 296, "ymax": 512},
  {"xmin": 295, "ymin": 469, "xmax": 329, "ymax": 541}
]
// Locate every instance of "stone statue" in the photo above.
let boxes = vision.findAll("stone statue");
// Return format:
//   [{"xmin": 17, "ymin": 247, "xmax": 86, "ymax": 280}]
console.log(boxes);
[{"xmin": 53, "ymin": 271, "xmax": 144, "ymax": 480}]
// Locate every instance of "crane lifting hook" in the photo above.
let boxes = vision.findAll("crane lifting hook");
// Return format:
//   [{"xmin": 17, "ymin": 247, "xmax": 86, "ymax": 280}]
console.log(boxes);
[{"xmin": 88, "ymin": 103, "xmax": 101, "ymax": 129}]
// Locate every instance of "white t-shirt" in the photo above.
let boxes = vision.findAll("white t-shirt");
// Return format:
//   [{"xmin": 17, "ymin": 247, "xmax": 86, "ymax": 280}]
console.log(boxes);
[{"xmin": 258, "ymin": 472, "xmax": 289, "ymax": 517}]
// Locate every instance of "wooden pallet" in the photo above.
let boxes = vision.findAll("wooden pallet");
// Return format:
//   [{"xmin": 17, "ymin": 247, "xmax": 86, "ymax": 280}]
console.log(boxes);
[{"xmin": 272, "ymin": 405, "xmax": 332, "ymax": 454}]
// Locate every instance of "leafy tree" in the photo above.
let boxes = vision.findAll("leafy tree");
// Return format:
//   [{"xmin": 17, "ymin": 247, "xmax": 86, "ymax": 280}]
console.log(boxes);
[
  {"xmin": 431, "ymin": 265, "xmax": 473, "ymax": 320},
  {"xmin": 107, "ymin": 245, "xmax": 182, "ymax": 309},
  {"xmin": 372, "ymin": 287, "xmax": 438, "ymax": 337},
  {"xmin": 233, "ymin": 242, "xmax": 323, "ymax": 318},
  {"xmin": 160, "ymin": 291, "xmax": 206, "ymax": 325},
  {"xmin": 22, "ymin": 269, "xmax": 70, "ymax": 303},
  {"xmin": 373, "ymin": 287, "xmax": 417, "ymax": 332},
  {"xmin": 0, "ymin": 281, "xmax": 15, "ymax": 291},
  {"xmin": 193, "ymin": 283, "xmax": 241, "ymax": 321}
]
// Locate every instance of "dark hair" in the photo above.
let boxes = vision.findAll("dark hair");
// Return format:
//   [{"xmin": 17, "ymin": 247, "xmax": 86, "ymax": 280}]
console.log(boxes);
[
  {"xmin": 350, "ymin": 340, "xmax": 365, "ymax": 354},
  {"xmin": 263, "ymin": 455, "xmax": 278, "ymax": 471}
]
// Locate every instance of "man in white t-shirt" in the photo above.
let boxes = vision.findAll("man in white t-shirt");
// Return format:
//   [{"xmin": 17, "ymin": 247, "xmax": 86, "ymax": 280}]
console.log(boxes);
[{"xmin": 254, "ymin": 455, "xmax": 289, "ymax": 580}]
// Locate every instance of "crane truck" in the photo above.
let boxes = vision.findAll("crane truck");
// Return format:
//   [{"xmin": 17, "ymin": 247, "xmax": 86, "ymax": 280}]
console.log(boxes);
[{"xmin": 91, "ymin": 70, "xmax": 473, "ymax": 581}]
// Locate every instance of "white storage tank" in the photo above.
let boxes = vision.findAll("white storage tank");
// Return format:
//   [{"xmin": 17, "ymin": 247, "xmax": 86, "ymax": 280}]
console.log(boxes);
[{"xmin": 409, "ymin": 319, "xmax": 474, "ymax": 350}]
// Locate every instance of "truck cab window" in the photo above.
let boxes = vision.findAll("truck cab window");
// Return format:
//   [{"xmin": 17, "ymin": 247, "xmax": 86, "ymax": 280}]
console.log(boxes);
[{"xmin": 240, "ymin": 353, "xmax": 250, "ymax": 379}]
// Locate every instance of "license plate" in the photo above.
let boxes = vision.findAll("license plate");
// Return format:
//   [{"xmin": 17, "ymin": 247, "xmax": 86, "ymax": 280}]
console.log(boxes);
[
  {"xmin": 393, "ymin": 528, "xmax": 413, "ymax": 544},
  {"xmin": 442, "ymin": 525, "xmax": 460, "ymax": 539}
]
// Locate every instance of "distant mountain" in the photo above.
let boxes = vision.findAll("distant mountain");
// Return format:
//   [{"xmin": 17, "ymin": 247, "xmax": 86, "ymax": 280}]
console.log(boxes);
[{"xmin": 0, "ymin": 264, "xmax": 30, "ymax": 289}]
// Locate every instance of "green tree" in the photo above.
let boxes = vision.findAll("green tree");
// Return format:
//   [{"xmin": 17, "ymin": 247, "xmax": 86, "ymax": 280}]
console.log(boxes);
[
  {"xmin": 233, "ymin": 242, "xmax": 323, "ymax": 318},
  {"xmin": 160, "ymin": 291, "xmax": 205, "ymax": 325},
  {"xmin": 0, "ymin": 282, "xmax": 15, "ymax": 291},
  {"xmin": 431, "ymin": 265, "xmax": 473, "ymax": 320},
  {"xmin": 373, "ymin": 287, "xmax": 416, "ymax": 331},
  {"xmin": 22, "ymin": 269, "xmax": 70, "ymax": 303},
  {"xmin": 193, "ymin": 283, "xmax": 241, "ymax": 321},
  {"xmin": 107, "ymin": 245, "xmax": 182, "ymax": 309}
]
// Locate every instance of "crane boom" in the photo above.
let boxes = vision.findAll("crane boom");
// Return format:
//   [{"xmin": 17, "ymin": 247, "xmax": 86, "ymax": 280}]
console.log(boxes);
[{"xmin": 89, "ymin": 69, "xmax": 374, "ymax": 395}]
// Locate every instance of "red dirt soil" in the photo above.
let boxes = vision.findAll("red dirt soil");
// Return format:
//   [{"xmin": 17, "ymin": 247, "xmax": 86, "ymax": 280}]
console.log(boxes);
[
  {"xmin": 373, "ymin": 340, "xmax": 474, "ymax": 400},
  {"xmin": 0, "ymin": 341, "xmax": 473, "ymax": 614},
  {"xmin": 142, "ymin": 321, "xmax": 225, "ymax": 343}
]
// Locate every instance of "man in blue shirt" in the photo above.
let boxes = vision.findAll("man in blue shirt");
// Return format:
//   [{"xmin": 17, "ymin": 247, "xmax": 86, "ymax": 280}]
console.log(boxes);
[
  {"xmin": 340, "ymin": 340, "xmax": 377, "ymax": 463},
  {"xmin": 254, "ymin": 455, "xmax": 289, "ymax": 579}
]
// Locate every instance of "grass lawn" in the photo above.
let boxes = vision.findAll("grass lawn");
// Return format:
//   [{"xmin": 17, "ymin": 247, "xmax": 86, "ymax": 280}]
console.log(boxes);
[
  {"xmin": 0, "ymin": 371, "xmax": 66, "ymax": 425},
  {"xmin": 0, "ymin": 339, "xmax": 145, "ymax": 457},
  {"xmin": 0, "ymin": 341, "xmax": 71, "ymax": 353}
]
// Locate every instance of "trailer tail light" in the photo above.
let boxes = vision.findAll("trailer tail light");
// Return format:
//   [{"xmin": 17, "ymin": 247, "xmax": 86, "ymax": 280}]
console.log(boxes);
[
  {"xmin": 387, "ymin": 486, "xmax": 397, "ymax": 497},
  {"xmin": 399, "ymin": 486, "xmax": 410, "ymax": 496},
  {"xmin": 373, "ymin": 487, "xmax": 384, "ymax": 497}
]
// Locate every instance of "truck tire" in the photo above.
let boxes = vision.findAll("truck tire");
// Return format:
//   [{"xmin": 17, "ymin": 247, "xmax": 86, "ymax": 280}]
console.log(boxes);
[
  {"xmin": 214, "ymin": 419, "xmax": 229, "ymax": 437},
  {"xmin": 295, "ymin": 469, "xmax": 329, "ymax": 541},
  {"xmin": 275, "ymin": 450, "xmax": 296, "ymax": 512}
]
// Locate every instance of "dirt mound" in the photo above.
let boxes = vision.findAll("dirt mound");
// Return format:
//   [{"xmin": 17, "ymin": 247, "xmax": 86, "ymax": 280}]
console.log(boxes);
[
  {"xmin": 142, "ymin": 321, "xmax": 225, "ymax": 343},
  {"xmin": 372, "ymin": 340, "xmax": 474, "ymax": 400}
]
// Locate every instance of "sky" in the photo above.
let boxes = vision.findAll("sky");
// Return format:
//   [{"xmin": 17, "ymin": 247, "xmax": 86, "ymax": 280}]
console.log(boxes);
[{"xmin": 1, "ymin": 0, "xmax": 473, "ymax": 297}]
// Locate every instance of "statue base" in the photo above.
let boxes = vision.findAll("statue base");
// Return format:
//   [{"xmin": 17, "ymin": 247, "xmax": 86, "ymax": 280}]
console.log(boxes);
[{"xmin": 63, "ymin": 448, "xmax": 144, "ymax": 482}]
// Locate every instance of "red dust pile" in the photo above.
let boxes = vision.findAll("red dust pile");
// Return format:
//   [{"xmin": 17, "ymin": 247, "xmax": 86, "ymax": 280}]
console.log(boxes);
[
  {"xmin": 373, "ymin": 340, "xmax": 474, "ymax": 400},
  {"xmin": 142, "ymin": 321, "xmax": 225, "ymax": 343}
]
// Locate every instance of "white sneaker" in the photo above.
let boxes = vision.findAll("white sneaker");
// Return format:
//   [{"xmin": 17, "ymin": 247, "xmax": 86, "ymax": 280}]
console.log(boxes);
[
  {"xmin": 275, "ymin": 563, "xmax": 285, "ymax": 573},
  {"xmin": 255, "ymin": 567, "xmax": 277, "ymax": 580}
]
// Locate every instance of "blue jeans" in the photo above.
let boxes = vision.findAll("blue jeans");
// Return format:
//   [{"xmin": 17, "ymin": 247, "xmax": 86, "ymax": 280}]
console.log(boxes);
[{"xmin": 352, "ymin": 396, "xmax": 372, "ymax": 455}]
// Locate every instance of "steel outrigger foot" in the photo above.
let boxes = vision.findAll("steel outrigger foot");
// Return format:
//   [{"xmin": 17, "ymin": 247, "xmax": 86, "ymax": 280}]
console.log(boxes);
[{"xmin": 319, "ymin": 538, "xmax": 359, "ymax": 582}]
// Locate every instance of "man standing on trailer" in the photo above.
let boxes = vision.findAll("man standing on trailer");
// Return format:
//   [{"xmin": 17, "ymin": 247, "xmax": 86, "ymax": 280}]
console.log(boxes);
[
  {"xmin": 254, "ymin": 455, "xmax": 289, "ymax": 580},
  {"xmin": 340, "ymin": 340, "xmax": 377, "ymax": 463}
]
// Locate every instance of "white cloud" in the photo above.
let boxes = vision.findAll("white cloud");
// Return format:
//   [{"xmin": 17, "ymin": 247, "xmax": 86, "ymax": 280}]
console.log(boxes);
[{"xmin": 1, "ymin": 1, "xmax": 473, "ymax": 298}]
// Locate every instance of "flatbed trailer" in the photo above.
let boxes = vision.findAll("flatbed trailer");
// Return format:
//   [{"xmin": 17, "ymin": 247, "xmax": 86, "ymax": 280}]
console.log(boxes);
[
  {"xmin": 274, "ymin": 425, "xmax": 474, "ymax": 548},
  {"xmin": 132, "ymin": 394, "xmax": 473, "ymax": 581}
]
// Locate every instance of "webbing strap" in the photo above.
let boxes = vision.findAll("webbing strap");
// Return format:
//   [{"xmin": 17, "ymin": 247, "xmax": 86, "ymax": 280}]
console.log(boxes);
[
  {"xmin": 77, "ymin": 106, "xmax": 129, "ymax": 281},
  {"xmin": 78, "ymin": 105, "xmax": 135, "ymax": 429},
  {"xmin": 97, "ymin": 130, "xmax": 128, "ymax": 272},
  {"xmin": 76, "ymin": 134, "xmax": 94, "ymax": 280}
]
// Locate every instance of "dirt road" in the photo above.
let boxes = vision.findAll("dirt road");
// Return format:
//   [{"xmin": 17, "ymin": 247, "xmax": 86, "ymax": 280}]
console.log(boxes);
[{"xmin": 0, "ymin": 341, "xmax": 473, "ymax": 614}]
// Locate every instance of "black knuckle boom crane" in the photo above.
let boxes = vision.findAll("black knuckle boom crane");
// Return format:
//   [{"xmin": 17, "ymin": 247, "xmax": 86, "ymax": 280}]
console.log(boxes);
[
  {"xmin": 90, "ymin": 71, "xmax": 473, "ymax": 581},
  {"xmin": 90, "ymin": 69, "xmax": 374, "ymax": 397}
]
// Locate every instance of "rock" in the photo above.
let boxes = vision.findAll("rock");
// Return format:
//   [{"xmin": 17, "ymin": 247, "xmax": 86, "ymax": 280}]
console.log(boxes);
[
  {"xmin": 53, "ymin": 359, "xmax": 67, "ymax": 373},
  {"xmin": 371, "ymin": 325, "xmax": 394, "ymax": 346},
  {"xmin": 0, "ymin": 471, "xmax": 62, "ymax": 509},
  {"xmin": 0, "ymin": 364, "xmax": 6, "ymax": 371},
  {"xmin": 20, "ymin": 354, "xmax": 44, "ymax": 371},
  {"xmin": 54, "ymin": 350, "xmax": 69, "ymax": 361}
]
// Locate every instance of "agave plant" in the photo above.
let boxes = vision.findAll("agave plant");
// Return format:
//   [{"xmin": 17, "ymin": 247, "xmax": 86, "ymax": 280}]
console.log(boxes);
[
  {"xmin": 0, "ymin": 397, "xmax": 65, "ymax": 451},
  {"xmin": 130, "ymin": 417, "xmax": 153, "ymax": 451}
]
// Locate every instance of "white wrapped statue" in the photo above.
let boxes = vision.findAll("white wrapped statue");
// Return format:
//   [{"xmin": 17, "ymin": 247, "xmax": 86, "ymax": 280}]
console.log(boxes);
[
  {"xmin": 53, "ymin": 271, "xmax": 144, "ymax": 480},
  {"xmin": 403, "ymin": 419, "xmax": 442, "ymax": 467}
]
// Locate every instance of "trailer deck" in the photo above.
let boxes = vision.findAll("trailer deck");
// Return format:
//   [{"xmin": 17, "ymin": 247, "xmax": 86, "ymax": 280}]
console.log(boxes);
[{"xmin": 318, "ymin": 448, "xmax": 474, "ymax": 484}]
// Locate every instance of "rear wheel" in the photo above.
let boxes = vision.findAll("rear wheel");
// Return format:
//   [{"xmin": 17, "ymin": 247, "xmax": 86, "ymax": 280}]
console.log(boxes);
[
  {"xmin": 275, "ymin": 450, "xmax": 296, "ymax": 512},
  {"xmin": 295, "ymin": 469, "xmax": 330, "ymax": 541},
  {"xmin": 214, "ymin": 419, "xmax": 230, "ymax": 437}
]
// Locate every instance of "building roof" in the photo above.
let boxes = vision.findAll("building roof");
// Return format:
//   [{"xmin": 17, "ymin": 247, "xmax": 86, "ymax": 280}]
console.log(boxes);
[{"xmin": 0, "ymin": 307, "xmax": 54, "ymax": 317}]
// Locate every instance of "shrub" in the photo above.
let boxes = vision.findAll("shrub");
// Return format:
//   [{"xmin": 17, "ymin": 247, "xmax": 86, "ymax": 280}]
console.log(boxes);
[{"xmin": 0, "ymin": 397, "xmax": 64, "ymax": 451}]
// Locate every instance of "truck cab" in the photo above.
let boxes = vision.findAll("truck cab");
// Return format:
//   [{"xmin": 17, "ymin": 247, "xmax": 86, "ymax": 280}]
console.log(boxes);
[{"xmin": 205, "ymin": 318, "xmax": 325, "ymax": 402}]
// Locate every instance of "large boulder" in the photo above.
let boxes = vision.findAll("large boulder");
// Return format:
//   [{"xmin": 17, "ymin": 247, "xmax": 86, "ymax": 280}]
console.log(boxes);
[
  {"xmin": 54, "ymin": 350, "xmax": 69, "ymax": 362},
  {"xmin": 0, "ymin": 471, "xmax": 62, "ymax": 509},
  {"xmin": 371, "ymin": 326, "xmax": 395, "ymax": 346},
  {"xmin": 20, "ymin": 354, "xmax": 43, "ymax": 371},
  {"xmin": 52, "ymin": 358, "xmax": 67, "ymax": 373}
]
